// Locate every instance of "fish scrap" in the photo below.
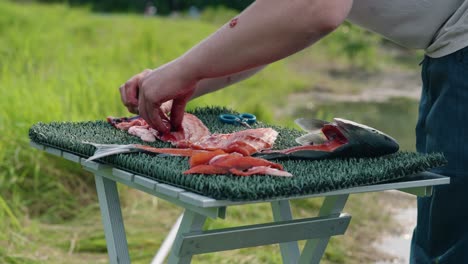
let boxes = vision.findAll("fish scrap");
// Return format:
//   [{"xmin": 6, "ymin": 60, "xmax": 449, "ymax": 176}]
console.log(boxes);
[
  {"xmin": 255, "ymin": 117, "xmax": 399, "ymax": 160},
  {"xmin": 107, "ymin": 113, "xmax": 210, "ymax": 144},
  {"xmin": 186, "ymin": 150, "xmax": 292, "ymax": 177},
  {"xmin": 87, "ymin": 113, "xmax": 291, "ymax": 177},
  {"xmin": 107, "ymin": 115, "xmax": 278, "ymax": 157}
]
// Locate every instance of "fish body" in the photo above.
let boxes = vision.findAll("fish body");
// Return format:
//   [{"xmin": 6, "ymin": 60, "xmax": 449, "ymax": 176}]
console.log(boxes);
[
  {"xmin": 255, "ymin": 117, "xmax": 399, "ymax": 160},
  {"xmin": 86, "ymin": 114, "xmax": 289, "ymax": 177}
]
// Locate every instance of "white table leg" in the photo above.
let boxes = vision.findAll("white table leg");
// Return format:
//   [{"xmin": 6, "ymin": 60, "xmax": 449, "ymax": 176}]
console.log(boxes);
[
  {"xmin": 94, "ymin": 173, "xmax": 131, "ymax": 264},
  {"xmin": 167, "ymin": 209, "xmax": 207, "ymax": 264},
  {"xmin": 271, "ymin": 200, "xmax": 300, "ymax": 263},
  {"xmin": 299, "ymin": 194, "xmax": 350, "ymax": 264}
]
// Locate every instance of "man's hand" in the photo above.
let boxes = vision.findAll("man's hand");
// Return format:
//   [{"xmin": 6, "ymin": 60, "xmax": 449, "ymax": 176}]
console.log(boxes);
[
  {"xmin": 119, "ymin": 69, "xmax": 151, "ymax": 115},
  {"xmin": 120, "ymin": 62, "xmax": 197, "ymax": 134}
]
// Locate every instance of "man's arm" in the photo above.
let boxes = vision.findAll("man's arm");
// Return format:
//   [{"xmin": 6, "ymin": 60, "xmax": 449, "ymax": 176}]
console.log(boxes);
[
  {"xmin": 176, "ymin": 0, "xmax": 352, "ymax": 80},
  {"xmin": 191, "ymin": 65, "xmax": 266, "ymax": 99},
  {"xmin": 121, "ymin": 0, "xmax": 353, "ymax": 133}
]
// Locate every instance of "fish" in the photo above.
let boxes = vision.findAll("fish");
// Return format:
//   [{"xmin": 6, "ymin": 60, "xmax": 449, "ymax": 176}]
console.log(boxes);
[
  {"xmin": 86, "ymin": 112, "xmax": 279, "ymax": 162},
  {"xmin": 84, "ymin": 125, "xmax": 278, "ymax": 160},
  {"xmin": 84, "ymin": 142, "xmax": 293, "ymax": 177},
  {"xmin": 86, "ymin": 113, "xmax": 290, "ymax": 177},
  {"xmin": 85, "ymin": 126, "xmax": 278, "ymax": 162},
  {"xmin": 106, "ymin": 115, "xmax": 277, "ymax": 156},
  {"xmin": 254, "ymin": 117, "xmax": 399, "ymax": 160}
]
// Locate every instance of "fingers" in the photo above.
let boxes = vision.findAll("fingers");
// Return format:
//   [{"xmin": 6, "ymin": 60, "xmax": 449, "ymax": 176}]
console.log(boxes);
[
  {"xmin": 170, "ymin": 95, "xmax": 191, "ymax": 131},
  {"xmin": 123, "ymin": 77, "xmax": 139, "ymax": 108},
  {"xmin": 139, "ymin": 98, "xmax": 170, "ymax": 134},
  {"xmin": 119, "ymin": 69, "xmax": 152, "ymax": 114},
  {"xmin": 140, "ymin": 103, "xmax": 170, "ymax": 134},
  {"xmin": 119, "ymin": 84, "xmax": 128, "ymax": 107}
]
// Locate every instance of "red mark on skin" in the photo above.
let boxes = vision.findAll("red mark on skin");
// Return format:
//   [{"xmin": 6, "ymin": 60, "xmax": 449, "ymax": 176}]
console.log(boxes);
[{"xmin": 229, "ymin": 18, "xmax": 238, "ymax": 28}]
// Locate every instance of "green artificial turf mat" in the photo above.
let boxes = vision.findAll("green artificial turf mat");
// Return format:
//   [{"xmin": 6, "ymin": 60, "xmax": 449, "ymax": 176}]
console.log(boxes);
[{"xmin": 29, "ymin": 106, "xmax": 447, "ymax": 200}]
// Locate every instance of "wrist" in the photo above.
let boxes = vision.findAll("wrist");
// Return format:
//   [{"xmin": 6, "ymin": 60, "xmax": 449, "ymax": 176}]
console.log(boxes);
[{"xmin": 173, "ymin": 54, "xmax": 203, "ymax": 84}]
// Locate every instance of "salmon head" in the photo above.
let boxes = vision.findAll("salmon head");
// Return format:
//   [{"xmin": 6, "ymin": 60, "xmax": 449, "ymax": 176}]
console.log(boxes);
[{"xmin": 294, "ymin": 117, "xmax": 399, "ymax": 157}]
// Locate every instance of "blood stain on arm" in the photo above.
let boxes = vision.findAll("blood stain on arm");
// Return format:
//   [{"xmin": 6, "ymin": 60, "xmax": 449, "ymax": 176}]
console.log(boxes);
[{"xmin": 229, "ymin": 18, "xmax": 239, "ymax": 28}]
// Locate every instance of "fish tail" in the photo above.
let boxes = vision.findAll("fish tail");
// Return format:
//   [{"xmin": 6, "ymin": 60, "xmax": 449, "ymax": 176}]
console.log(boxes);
[{"xmin": 83, "ymin": 142, "xmax": 142, "ymax": 161}]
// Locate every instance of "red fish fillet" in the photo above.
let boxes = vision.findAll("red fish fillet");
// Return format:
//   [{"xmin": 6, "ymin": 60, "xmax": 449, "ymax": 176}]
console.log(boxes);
[
  {"xmin": 189, "ymin": 128, "xmax": 278, "ymax": 156},
  {"xmin": 189, "ymin": 149, "xmax": 226, "ymax": 167},
  {"xmin": 184, "ymin": 153, "xmax": 292, "ymax": 177},
  {"xmin": 160, "ymin": 113, "xmax": 210, "ymax": 144},
  {"xmin": 209, "ymin": 154, "xmax": 283, "ymax": 170}
]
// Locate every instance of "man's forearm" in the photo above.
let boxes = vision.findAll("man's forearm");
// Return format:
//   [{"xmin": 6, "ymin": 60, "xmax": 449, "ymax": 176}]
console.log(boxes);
[
  {"xmin": 191, "ymin": 65, "xmax": 266, "ymax": 99},
  {"xmin": 176, "ymin": 0, "xmax": 352, "ymax": 81}
]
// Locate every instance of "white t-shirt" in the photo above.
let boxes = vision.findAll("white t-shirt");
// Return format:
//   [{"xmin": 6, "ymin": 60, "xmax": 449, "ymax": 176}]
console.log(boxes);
[{"xmin": 347, "ymin": 0, "xmax": 468, "ymax": 57}]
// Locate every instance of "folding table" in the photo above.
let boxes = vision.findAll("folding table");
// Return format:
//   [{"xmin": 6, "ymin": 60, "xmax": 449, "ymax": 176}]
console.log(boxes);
[{"xmin": 30, "ymin": 141, "xmax": 450, "ymax": 264}]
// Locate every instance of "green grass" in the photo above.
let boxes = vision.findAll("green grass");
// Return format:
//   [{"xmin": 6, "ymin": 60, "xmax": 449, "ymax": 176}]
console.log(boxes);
[{"xmin": 1, "ymin": 1, "xmax": 419, "ymax": 263}]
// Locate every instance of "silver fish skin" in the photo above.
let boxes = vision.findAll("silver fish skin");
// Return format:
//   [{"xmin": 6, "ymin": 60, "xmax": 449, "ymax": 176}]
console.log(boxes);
[
  {"xmin": 295, "ymin": 117, "xmax": 399, "ymax": 156},
  {"xmin": 332, "ymin": 118, "xmax": 399, "ymax": 157},
  {"xmin": 256, "ymin": 117, "xmax": 399, "ymax": 160},
  {"xmin": 83, "ymin": 142, "xmax": 142, "ymax": 161}
]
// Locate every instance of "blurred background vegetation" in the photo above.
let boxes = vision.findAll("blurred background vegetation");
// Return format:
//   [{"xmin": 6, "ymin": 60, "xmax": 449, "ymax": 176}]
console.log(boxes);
[
  {"xmin": 27, "ymin": 0, "xmax": 254, "ymax": 14},
  {"xmin": 1, "ymin": 0, "xmax": 423, "ymax": 263}
]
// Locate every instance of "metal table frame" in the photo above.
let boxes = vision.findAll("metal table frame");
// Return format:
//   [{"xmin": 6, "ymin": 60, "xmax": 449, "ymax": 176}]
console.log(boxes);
[{"xmin": 31, "ymin": 142, "xmax": 450, "ymax": 264}]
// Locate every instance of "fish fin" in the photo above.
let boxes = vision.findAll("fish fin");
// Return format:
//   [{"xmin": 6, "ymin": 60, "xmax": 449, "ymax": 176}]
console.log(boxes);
[
  {"xmin": 82, "ymin": 142, "xmax": 142, "ymax": 161},
  {"xmin": 294, "ymin": 118, "xmax": 328, "ymax": 132},
  {"xmin": 295, "ymin": 132, "xmax": 328, "ymax": 145}
]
